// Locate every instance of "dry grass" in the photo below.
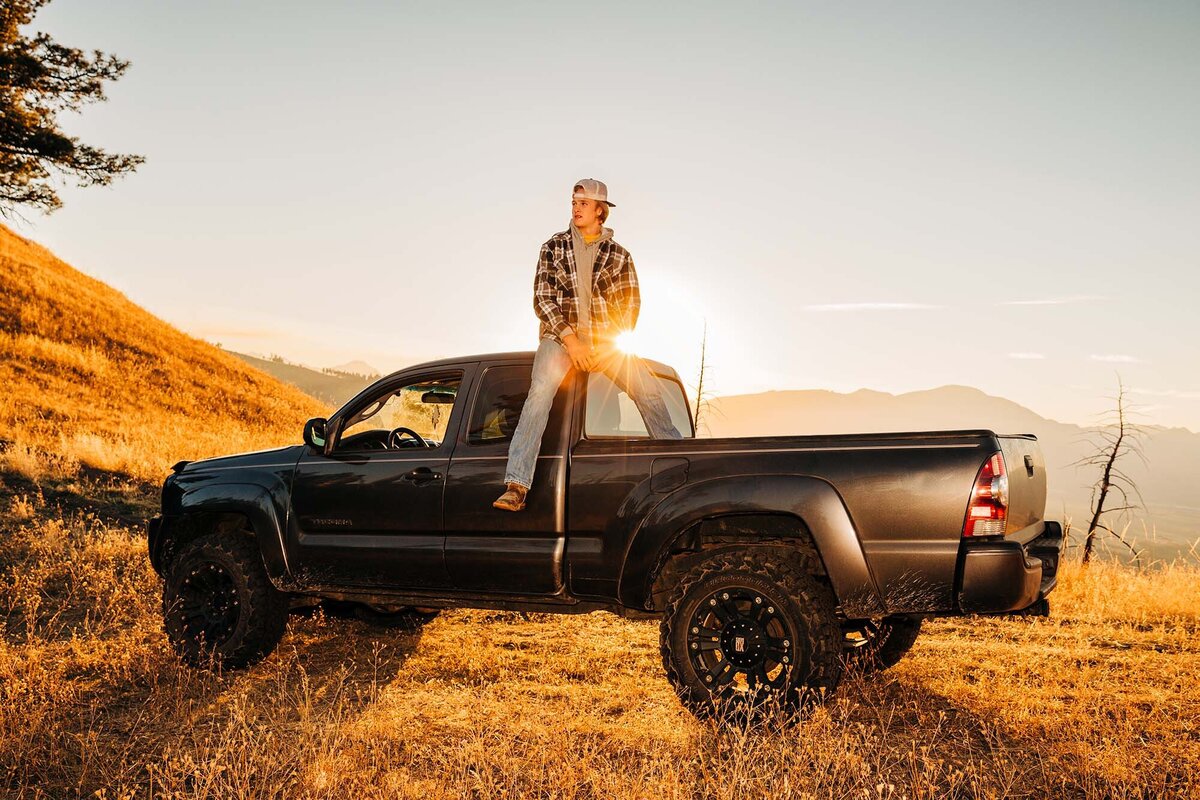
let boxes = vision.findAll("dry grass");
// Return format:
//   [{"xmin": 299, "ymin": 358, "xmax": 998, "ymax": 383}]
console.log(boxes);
[
  {"xmin": 0, "ymin": 469, "xmax": 1195, "ymax": 799},
  {"xmin": 0, "ymin": 223, "xmax": 330, "ymax": 483}
]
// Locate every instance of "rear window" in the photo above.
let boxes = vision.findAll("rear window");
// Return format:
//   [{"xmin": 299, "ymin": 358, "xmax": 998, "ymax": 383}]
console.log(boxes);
[{"xmin": 585, "ymin": 371, "xmax": 694, "ymax": 439}]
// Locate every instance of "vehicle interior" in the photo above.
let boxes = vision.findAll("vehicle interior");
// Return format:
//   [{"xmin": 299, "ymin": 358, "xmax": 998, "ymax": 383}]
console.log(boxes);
[{"xmin": 335, "ymin": 377, "xmax": 461, "ymax": 451}]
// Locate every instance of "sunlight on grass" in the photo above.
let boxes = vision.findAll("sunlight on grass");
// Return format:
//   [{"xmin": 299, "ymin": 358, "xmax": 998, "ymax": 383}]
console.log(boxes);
[{"xmin": 0, "ymin": 491, "xmax": 1194, "ymax": 798}]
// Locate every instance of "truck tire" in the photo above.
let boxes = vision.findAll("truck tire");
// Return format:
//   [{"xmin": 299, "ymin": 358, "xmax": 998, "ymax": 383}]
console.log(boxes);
[
  {"xmin": 162, "ymin": 532, "xmax": 289, "ymax": 669},
  {"xmin": 842, "ymin": 615, "xmax": 922, "ymax": 672},
  {"xmin": 659, "ymin": 547, "xmax": 843, "ymax": 717}
]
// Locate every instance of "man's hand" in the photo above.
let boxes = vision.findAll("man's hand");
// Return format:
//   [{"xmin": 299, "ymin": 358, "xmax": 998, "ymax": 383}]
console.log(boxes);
[
  {"xmin": 589, "ymin": 339, "xmax": 622, "ymax": 372},
  {"xmin": 562, "ymin": 333, "xmax": 595, "ymax": 372}
]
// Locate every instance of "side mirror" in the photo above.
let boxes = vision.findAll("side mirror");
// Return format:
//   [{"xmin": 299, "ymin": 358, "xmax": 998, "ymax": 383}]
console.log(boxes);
[
  {"xmin": 303, "ymin": 417, "xmax": 327, "ymax": 451},
  {"xmin": 421, "ymin": 391, "xmax": 455, "ymax": 405}
]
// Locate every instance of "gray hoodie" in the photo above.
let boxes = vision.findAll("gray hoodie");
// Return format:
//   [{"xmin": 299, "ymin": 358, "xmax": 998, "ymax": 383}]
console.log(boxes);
[{"xmin": 569, "ymin": 223, "xmax": 614, "ymax": 342}]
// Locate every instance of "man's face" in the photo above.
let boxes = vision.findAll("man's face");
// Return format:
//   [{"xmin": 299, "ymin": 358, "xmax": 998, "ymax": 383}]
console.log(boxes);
[{"xmin": 571, "ymin": 196, "xmax": 603, "ymax": 229}]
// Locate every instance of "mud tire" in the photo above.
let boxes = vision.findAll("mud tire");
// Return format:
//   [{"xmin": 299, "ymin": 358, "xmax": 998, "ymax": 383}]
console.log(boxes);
[
  {"xmin": 659, "ymin": 547, "xmax": 843, "ymax": 718},
  {"xmin": 163, "ymin": 532, "xmax": 289, "ymax": 669},
  {"xmin": 842, "ymin": 615, "xmax": 922, "ymax": 672}
]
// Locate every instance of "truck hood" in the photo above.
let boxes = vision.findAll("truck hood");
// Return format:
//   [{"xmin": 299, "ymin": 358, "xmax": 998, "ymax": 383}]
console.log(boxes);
[{"xmin": 176, "ymin": 444, "xmax": 305, "ymax": 474}]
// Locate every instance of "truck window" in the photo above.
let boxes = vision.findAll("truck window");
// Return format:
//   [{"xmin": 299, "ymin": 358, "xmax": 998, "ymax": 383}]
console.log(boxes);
[
  {"xmin": 336, "ymin": 374, "xmax": 462, "ymax": 451},
  {"xmin": 585, "ymin": 371, "xmax": 694, "ymax": 439},
  {"xmin": 466, "ymin": 365, "xmax": 531, "ymax": 445}
]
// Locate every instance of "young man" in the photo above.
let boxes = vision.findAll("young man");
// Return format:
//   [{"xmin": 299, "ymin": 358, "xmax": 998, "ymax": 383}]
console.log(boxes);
[{"xmin": 493, "ymin": 178, "xmax": 682, "ymax": 512}]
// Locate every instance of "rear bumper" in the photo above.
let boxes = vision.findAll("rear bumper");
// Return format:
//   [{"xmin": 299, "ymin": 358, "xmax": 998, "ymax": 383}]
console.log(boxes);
[{"xmin": 957, "ymin": 521, "xmax": 1062, "ymax": 614}]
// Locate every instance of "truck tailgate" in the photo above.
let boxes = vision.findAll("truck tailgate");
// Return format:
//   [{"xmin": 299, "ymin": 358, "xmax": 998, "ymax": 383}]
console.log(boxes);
[{"xmin": 997, "ymin": 434, "xmax": 1048, "ymax": 544}]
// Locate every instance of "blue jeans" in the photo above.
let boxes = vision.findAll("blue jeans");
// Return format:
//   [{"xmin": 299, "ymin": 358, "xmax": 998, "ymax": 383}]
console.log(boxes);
[{"xmin": 503, "ymin": 337, "xmax": 683, "ymax": 490}]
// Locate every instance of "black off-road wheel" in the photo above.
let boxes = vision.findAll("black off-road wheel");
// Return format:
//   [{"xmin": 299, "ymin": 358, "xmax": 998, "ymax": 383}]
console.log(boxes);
[
  {"xmin": 660, "ymin": 547, "xmax": 843, "ymax": 718},
  {"xmin": 163, "ymin": 532, "xmax": 289, "ymax": 669},
  {"xmin": 842, "ymin": 614, "xmax": 922, "ymax": 673}
]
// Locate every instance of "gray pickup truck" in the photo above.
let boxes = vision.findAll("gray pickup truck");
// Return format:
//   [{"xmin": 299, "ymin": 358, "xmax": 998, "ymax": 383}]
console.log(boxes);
[{"xmin": 148, "ymin": 349, "xmax": 1062, "ymax": 716}]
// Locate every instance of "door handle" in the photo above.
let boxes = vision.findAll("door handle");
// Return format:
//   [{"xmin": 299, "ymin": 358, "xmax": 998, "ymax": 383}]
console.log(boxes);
[{"xmin": 402, "ymin": 467, "xmax": 442, "ymax": 484}]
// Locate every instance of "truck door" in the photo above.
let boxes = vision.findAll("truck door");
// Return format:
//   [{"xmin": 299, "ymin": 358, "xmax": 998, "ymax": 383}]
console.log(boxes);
[
  {"xmin": 566, "ymin": 368, "xmax": 696, "ymax": 599},
  {"xmin": 441, "ymin": 360, "xmax": 574, "ymax": 594},
  {"xmin": 289, "ymin": 368, "xmax": 468, "ymax": 590}
]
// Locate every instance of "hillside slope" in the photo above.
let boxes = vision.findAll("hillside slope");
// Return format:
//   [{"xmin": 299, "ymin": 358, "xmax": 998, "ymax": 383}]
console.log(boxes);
[
  {"xmin": 229, "ymin": 350, "xmax": 377, "ymax": 407},
  {"xmin": 0, "ymin": 223, "xmax": 330, "ymax": 481}
]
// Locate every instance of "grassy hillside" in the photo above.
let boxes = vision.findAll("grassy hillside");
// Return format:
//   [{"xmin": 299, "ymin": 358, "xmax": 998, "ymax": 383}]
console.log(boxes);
[
  {"xmin": 229, "ymin": 350, "xmax": 377, "ymax": 408},
  {"xmin": 0, "ymin": 227, "xmax": 1196, "ymax": 797},
  {"xmin": 0, "ymin": 223, "xmax": 330, "ymax": 482}
]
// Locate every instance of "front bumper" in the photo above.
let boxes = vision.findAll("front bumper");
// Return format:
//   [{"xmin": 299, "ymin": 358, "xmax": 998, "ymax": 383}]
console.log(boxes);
[{"xmin": 957, "ymin": 521, "xmax": 1062, "ymax": 614}]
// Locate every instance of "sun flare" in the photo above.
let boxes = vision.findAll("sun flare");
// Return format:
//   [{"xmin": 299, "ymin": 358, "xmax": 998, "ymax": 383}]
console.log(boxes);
[{"xmin": 614, "ymin": 330, "xmax": 640, "ymax": 353}]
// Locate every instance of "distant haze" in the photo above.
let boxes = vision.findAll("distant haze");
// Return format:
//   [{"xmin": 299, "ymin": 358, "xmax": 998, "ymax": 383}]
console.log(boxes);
[{"xmin": 331, "ymin": 361, "xmax": 381, "ymax": 378}]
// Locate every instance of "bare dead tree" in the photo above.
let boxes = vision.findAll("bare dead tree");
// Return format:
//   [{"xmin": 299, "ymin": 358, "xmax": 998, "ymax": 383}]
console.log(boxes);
[
  {"xmin": 1070, "ymin": 374, "xmax": 1149, "ymax": 565},
  {"xmin": 693, "ymin": 318, "xmax": 709, "ymax": 433},
  {"xmin": 691, "ymin": 318, "xmax": 720, "ymax": 437}
]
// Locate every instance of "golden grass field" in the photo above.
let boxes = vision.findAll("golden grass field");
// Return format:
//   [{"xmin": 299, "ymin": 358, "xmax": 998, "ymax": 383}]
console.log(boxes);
[
  {"xmin": 1, "ymin": 468, "xmax": 1196, "ymax": 799},
  {"xmin": 2, "ymin": 223, "xmax": 1198, "ymax": 798}
]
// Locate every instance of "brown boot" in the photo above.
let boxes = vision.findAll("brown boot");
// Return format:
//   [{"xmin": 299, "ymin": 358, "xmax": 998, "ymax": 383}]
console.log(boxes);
[{"xmin": 492, "ymin": 482, "xmax": 528, "ymax": 512}]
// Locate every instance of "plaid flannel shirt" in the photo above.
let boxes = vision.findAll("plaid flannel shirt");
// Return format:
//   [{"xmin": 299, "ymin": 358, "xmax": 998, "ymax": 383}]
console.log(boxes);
[{"xmin": 533, "ymin": 227, "xmax": 640, "ymax": 346}]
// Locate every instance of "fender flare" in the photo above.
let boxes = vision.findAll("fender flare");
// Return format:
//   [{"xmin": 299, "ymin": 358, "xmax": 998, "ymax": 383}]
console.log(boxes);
[
  {"xmin": 618, "ymin": 474, "xmax": 885, "ymax": 617},
  {"xmin": 176, "ymin": 481, "xmax": 290, "ymax": 584}
]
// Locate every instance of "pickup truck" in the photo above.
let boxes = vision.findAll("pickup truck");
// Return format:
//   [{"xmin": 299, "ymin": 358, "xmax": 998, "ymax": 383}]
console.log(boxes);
[{"xmin": 148, "ymin": 349, "xmax": 1062, "ymax": 716}]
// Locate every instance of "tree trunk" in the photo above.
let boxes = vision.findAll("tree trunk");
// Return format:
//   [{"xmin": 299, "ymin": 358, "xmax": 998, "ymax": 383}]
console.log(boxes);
[{"xmin": 1083, "ymin": 405, "xmax": 1125, "ymax": 565}]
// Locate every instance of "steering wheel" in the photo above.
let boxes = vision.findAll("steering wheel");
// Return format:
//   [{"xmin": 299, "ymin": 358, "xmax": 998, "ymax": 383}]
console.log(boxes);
[{"xmin": 387, "ymin": 426, "xmax": 428, "ymax": 449}]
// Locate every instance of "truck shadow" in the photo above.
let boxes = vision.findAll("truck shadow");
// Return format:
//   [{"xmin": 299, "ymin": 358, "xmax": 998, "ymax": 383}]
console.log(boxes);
[{"xmin": 834, "ymin": 666, "xmax": 1048, "ymax": 785}]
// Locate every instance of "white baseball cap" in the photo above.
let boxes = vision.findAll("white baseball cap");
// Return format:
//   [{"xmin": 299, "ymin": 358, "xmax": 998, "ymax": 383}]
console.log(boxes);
[{"xmin": 572, "ymin": 178, "xmax": 615, "ymax": 207}]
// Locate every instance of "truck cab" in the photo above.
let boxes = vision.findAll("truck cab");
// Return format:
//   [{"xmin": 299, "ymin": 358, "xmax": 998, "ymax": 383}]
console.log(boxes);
[{"xmin": 285, "ymin": 350, "xmax": 693, "ymax": 599}]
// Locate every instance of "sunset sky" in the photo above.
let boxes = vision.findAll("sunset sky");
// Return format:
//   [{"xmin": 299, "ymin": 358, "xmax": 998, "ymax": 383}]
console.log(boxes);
[{"xmin": 13, "ymin": 1, "xmax": 1200, "ymax": 432}]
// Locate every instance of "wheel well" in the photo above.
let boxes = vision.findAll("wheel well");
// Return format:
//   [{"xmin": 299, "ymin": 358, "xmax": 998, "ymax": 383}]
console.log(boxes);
[
  {"xmin": 647, "ymin": 513, "xmax": 829, "ymax": 612},
  {"xmin": 159, "ymin": 511, "xmax": 255, "ymax": 573}
]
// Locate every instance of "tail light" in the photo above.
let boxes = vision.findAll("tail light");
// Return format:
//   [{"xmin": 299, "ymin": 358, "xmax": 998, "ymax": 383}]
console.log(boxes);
[{"xmin": 963, "ymin": 451, "xmax": 1008, "ymax": 537}]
